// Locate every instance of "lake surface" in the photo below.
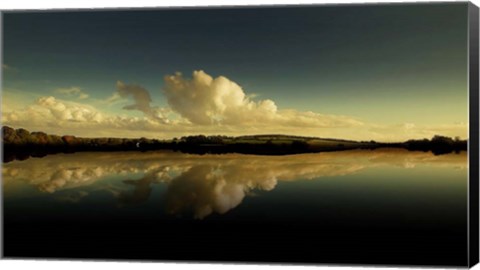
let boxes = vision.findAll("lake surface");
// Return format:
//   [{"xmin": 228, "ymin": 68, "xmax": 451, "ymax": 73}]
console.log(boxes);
[{"xmin": 2, "ymin": 149, "xmax": 468, "ymax": 266}]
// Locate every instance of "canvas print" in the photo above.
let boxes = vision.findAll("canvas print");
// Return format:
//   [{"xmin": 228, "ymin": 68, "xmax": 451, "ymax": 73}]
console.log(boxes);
[{"xmin": 1, "ymin": 2, "xmax": 479, "ymax": 267}]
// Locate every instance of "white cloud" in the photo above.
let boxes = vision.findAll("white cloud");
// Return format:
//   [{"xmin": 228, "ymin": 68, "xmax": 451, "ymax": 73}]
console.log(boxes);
[
  {"xmin": 1, "ymin": 70, "xmax": 468, "ymax": 141},
  {"xmin": 163, "ymin": 70, "xmax": 363, "ymax": 128},
  {"xmin": 105, "ymin": 92, "xmax": 122, "ymax": 104},
  {"xmin": 35, "ymin": 96, "xmax": 102, "ymax": 122},
  {"xmin": 55, "ymin": 86, "xmax": 89, "ymax": 100},
  {"xmin": 3, "ymin": 96, "xmax": 139, "ymax": 135},
  {"xmin": 2, "ymin": 95, "xmax": 195, "ymax": 138}
]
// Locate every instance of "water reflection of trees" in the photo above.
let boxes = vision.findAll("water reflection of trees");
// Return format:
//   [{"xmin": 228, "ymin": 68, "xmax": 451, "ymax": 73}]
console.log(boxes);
[{"xmin": 3, "ymin": 149, "xmax": 467, "ymax": 219}]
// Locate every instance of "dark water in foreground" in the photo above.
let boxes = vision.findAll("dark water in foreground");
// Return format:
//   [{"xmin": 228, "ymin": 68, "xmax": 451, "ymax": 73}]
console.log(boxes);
[{"xmin": 3, "ymin": 149, "xmax": 468, "ymax": 266}]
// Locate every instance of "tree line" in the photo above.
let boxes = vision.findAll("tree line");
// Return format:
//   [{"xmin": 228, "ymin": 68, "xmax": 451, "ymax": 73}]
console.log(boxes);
[{"xmin": 1, "ymin": 126, "xmax": 468, "ymax": 162}]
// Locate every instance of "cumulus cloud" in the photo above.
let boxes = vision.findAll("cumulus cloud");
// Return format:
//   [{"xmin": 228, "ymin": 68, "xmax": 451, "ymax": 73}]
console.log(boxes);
[
  {"xmin": 36, "ymin": 96, "xmax": 102, "ymax": 122},
  {"xmin": 2, "ymin": 96, "xmax": 101, "ymax": 128},
  {"xmin": 55, "ymin": 87, "xmax": 89, "ymax": 100},
  {"xmin": 1, "ymin": 94, "xmax": 209, "ymax": 138},
  {"xmin": 2, "ymin": 96, "xmax": 166, "ymax": 137},
  {"xmin": 1, "ymin": 70, "xmax": 468, "ymax": 141},
  {"xmin": 163, "ymin": 70, "xmax": 363, "ymax": 128}
]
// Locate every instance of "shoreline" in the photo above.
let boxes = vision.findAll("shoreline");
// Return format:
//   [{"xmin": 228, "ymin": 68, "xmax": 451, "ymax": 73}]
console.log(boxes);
[{"xmin": 2, "ymin": 126, "xmax": 468, "ymax": 162}]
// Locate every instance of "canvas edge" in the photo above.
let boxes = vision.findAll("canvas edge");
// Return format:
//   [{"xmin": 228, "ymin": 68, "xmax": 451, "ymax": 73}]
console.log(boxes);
[
  {"xmin": 0, "ymin": 9, "xmax": 4, "ymax": 261},
  {"xmin": 0, "ymin": 1, "xmax": 471, "ymax": 14},
  {"xmin": 468, "ymin": 1, "xmax": 480, "ymax": 268}
]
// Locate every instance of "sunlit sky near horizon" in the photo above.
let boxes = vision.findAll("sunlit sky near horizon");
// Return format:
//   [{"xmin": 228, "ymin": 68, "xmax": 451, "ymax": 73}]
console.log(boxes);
[{"xmin": 1, "ymin": 2, "xmax": 470, "ymax": 141}]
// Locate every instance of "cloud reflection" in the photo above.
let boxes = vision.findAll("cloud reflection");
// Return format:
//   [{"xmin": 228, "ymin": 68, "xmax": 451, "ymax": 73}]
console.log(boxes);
[{"xmin": 2, "ymin": 149, "xmax": 467, "ymax": 219}]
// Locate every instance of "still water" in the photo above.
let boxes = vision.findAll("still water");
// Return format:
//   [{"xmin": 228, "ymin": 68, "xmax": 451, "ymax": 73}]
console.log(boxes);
[{"xmin": 2, "ymin": 149, "xmax": 468, "ymax": 266}]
